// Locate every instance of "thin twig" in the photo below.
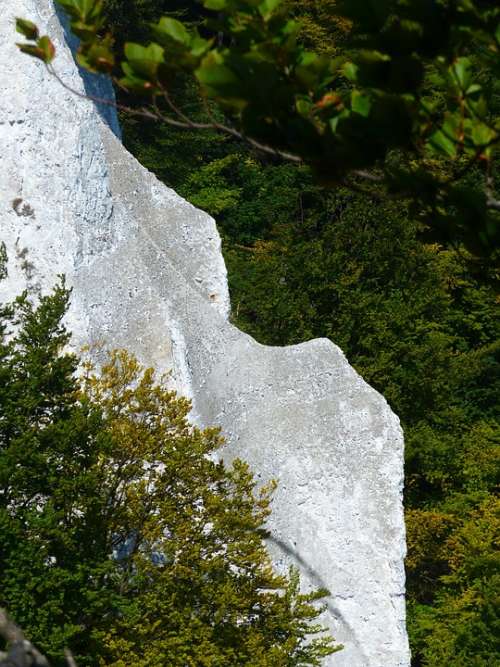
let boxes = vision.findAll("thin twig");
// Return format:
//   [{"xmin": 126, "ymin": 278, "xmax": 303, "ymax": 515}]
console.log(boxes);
[
  {"xmin": 352, "ymin": 169, "xmax": 385, "ymax": 183},
  {"xmin": 47, "ymin": 65, "xmax": 302, "ymax": 163}
]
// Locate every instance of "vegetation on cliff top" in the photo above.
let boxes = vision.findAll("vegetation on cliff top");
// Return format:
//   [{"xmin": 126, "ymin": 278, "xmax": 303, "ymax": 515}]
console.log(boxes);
[
  {"xmin": 103, "ymin": 2, "xmax": 499, "ymax": 664},
  {"xmin": 11, "ymin": 1, "xmax": 500, "ymax": 665},
  {"xmin": 0, "ymin": 275, "xmax": 337, "ymax": 666}
]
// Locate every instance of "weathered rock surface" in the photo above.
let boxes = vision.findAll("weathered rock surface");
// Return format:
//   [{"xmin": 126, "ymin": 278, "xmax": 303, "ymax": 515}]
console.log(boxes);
[{"xmin": 0, "ymin": 2, "xmax": 410, "ymax": 665}]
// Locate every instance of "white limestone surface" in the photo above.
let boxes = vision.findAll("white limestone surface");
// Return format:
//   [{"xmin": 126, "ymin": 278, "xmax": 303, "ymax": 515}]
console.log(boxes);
[{"xmin": 0, "ymin": 2, "xmax": 410, "ymax": 665}]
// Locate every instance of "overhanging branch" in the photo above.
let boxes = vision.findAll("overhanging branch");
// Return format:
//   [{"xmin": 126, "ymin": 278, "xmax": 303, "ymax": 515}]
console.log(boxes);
[{"xmin": 47, "ymin": 65, "xmax": 303, "ymax": 164}]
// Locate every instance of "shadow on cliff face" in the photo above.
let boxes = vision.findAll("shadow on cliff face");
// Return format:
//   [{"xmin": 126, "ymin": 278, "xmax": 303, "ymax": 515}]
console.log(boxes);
[
  {"xmin": 54, "ymin": 5, "xmax": 121, "ymax": 140},
  {"xmin": 268, "ymin": 534, "xmax": 359, "ymax": 654},
  {"xmin": 268, "ymin": 534, "xmax": 351, "ymax": 616}
]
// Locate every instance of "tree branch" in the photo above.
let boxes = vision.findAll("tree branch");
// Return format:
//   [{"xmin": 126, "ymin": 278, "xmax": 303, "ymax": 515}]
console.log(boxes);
[
  {"xmin": 352, "ymin": 170, "xmax": 385, "ymax": 183},
  {"xmin": 47, "ymin": 65, "xmax": 302, "ymax": 164},
  {"xmin": 64, "ymin": 650, "xmax": 78, "ymax": 667},
  {"xmin": 485, "ymin": 168, "xmax": 500, "ymax": 211}
]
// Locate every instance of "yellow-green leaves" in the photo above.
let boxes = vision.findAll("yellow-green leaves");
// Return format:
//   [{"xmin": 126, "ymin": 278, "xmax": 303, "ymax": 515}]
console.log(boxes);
[
  {"xmin": 154, "ymin": 17, "xmax": 191, "ymax": 46},
  {"xmin": 16, "ymin": 16, "xmax": 54, "ymax": 65},
  {"xmin": 17, "ymin": 33, "xmax": 55, "ymax": 64},
  {"xmin": 78, "ymin": 350, "xmax": 338, "ymax": 666},
  {"xmin": 15, "ymin": 18, "xmax": 39, "ymax": 41},
  {"xmin": 77, "ymin": 35, "xmax": 115, "ymax": 73},
  {"xmin": 351, "ymin": 90, "xmax": 371, "ymax": 118}
]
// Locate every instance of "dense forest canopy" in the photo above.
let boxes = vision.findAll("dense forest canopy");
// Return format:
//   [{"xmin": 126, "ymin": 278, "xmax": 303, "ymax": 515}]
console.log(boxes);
[
  {"xmin": 16, "ymin": 0, "xmax": 500, "ymax": 279},
  {"xmin": 11, "ymin": 1, "xmax": 500, "ymax": 666}
]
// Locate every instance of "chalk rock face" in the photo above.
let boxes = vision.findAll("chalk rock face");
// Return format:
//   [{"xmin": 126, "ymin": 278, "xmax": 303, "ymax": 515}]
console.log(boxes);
[{"xmin": 0, "ymin": 2, "xmax": 410, "ymax": 665}]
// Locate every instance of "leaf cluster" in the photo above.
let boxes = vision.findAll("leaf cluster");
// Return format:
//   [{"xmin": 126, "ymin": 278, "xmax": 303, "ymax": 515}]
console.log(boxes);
[
  {"xmin": 124, "ymin": 116, "xmax": 499, "ymax": 664},
  {"xmin": 0, "ymin": 284, "xmax": 338, "ymax": 665},
  {"xmin": 14, "ymin": 0, "xmax": 500, "ymax": 266}
]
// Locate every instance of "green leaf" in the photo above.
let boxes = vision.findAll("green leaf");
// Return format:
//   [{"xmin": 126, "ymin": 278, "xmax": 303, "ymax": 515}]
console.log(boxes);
[
  {"xmin": 17, "ymin": 35, "xmax": 55, "ymax": 64},
  {"xmin": 343, "ymin": 62, "xmax": 359, "ymax": 82},
  {"xmin": 70, "ymin": 20, "xmax": 98, "ymax": 41},
  {"xmin": 15, "ymin": 18, "xmax": 39, "ymax": 41},
  {"xmin": 450, "ymin": 57, "xmax": 472, "ymax": 90},
  {"xmin": 296, "ymin": 97, "xmax": 312, "ymax": 116},
  {"xmin": 465, "ymin": 84, "xmax": 482, "ymax": 96},
  {"xmin": 196, "ymin": 52, "xmax": 239, "ymax": 93},
  {"xmin": 258, "ymin": 0, "xmax": 283, "ymax": 20},
  {"xmin": 125, "ymin": 42, "xmax": 164, "ymax": 64},
  {"xmin": 124, "ymin": 42, "xmax": 164, "ymax": 81},
  {"xmin": 197, "ymin": 63, "xmax": 239, "ymax": 87},
  {"xmin": 427, "ymin": 129, "xmax": 457, "ymax": 158},
  {"xmin": 154, "ymin": 17, "xmax": 191, "ymax": 46},
  {"xmin": 77, "ymin": 39, "xmax": 115, "ymax": 74},
  {"xmin": 203, "ymin": 0, "xmax": 227, "ymax": 9},
  {"xmin": 351, "ymin": 90, "xmax": 371, "ymax": 117},
  {"xmin": 471, "ymin": 123, "xmax": 496, "ymax": 148},
  {"xmin": 120, "ymin": 63, "xmax": 156, "ymax": 94},
  {"xmin": 189, "ymin": 36, "xmax": 212, "ymax": 59},
  {"xmin": 17, "ymin": 43, "xmax": 46, "ymax": 61},
  {"xmin": 56, "ymin": 0, "xmax": 87, "ymax": 21}
]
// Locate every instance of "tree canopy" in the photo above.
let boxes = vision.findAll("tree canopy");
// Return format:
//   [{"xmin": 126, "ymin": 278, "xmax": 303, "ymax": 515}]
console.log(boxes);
[
  {"xmin": 0, "ymin": 278, "xmax": 338, "ymax": 666},
  {"xmin": 15, "ymin": 0, "xmax": 500, "ymax": 274},
  {"xmin": 10, "ymin": 2, "xmax": 500, "ymax": 665}
]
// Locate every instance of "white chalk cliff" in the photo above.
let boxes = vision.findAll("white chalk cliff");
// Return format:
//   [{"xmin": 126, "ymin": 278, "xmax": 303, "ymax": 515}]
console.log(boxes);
[{"xmin": 0, "ymin": 2, "xmax": 410, "ymax": 665}]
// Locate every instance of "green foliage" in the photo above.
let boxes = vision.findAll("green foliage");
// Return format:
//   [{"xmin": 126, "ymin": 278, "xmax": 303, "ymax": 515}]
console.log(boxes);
[
  {"xmin": 15, "ymin": 0, "xmax": 500, "ymax": 268},
  {"xmin": 118, "ymin": 102, "xmax": 499, "ymax": 663},
  {"xmin": 103, "ymin": 0, "xmax": 198, "ymax": 47},
  {"xmin": 407, "ymin": 496, "xmax": 500, "ymax": 666},
  {"xmin": 0, "ymin": 285, "xmax": 338, "ymax": 665},
  {"xmin": 220, "ymin": 190, "xmax": 500, "ymax": 665},
  {"xmin": 10, "ymin": 1, "xmax": 500, "ymax": 664}
]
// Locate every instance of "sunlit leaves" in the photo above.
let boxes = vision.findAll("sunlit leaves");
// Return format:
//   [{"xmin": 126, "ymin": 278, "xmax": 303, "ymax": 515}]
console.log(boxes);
[
  {"xmin": 351, "ymin": 90, "xmax": 371, "ymax": 118},
  {"xmin": 17, "ymin": 34, "xmax": 55, "ymax": 64},
  {"xmin": 56, "ymin": 0, "xmax": 105, "ymax": 25},
  {"xmin": 14, "ymin": 0, "xmax": 500, "ymax": 265},
  {"xmin": 75, "ymin": 34, "xmax": 114, "ymax": 73},
  {"xmin": 15, "ymin": 18, "xmax": 39, "ymax": 40},
  {"xmin": 154, "ymin": 17, "xmax": 191, "ymax": 46}
]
